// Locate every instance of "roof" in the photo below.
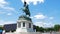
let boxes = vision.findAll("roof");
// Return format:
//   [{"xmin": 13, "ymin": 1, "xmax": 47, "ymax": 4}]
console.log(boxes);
[{"xmin": 18, "ymin": 15, "xmax": 32, "ymax": 22}]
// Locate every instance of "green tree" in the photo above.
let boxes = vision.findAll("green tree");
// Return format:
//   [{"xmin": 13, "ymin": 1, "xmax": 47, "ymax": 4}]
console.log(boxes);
[
  {"xmin": 35, "ymin": 26, "xmax": 44, "ymax": 32},
  {"xmin": 0, "ymin": 27, "xmax": 3, "ymax": 30},
  {"xmin": 54, "ymin": 24, "xmax": 60, "ymax": 31},
  {"xmin": 35, "ymin": 26, "xmax": 40, "ymax": 32},
  {"xmin": 39, "ymin": 27, "xmax": 44, "ymax": 32},
  {"xmin": 44, "ymin": 28, "xmax": 54, "ymax": 32}
]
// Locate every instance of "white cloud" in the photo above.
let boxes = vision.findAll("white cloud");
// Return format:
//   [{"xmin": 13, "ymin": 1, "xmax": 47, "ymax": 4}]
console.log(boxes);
[
  {"xmin": 30, "ymin": 13, "xmax": 55, "ymax": 27},
  {"xmin": 34, "ymin": 14, "xmax": 46, "ymax": 19},
  {"xmin": 7, "ymin": 13, "xmax": 12, "ymax": 16},
  {"xmin": 30, "ymin": 17, "xmax": 34, "ymax": 18},
  {"xmin": 0, "ymin": 0, "xmax": 17, "ymax": 15},
  {"xmin": 2, "ymin": 7, "xmax": 15, "ymax": 11},
  {"xmin": 0, "ymin": 0, "xmax": 15, "ymax": 11},
  {"xmin": 0, "ymin": 0, "xmax": 8, "ymax": 4},
  {"xmin": 0, "ymin": 0, "xmax": 8, "ymax": 7},
  {"xmin": 30, "ymin": 14, "xmax": 46, "ymax": 19},
  {"xmin": 30, "ymin": 13, "xmax": 54, "ymax": 20},
  {"xmin": 0, "ymin": 20, "xmax": 16, "ymax": 25},
  {"xmin": 21, "ymin": 0, "xmax": 44, "ymax": 5},
  {"xmin": 49, "ymin": 17, "xmax": 54, "ymax": 20},
  {"xmin": 0, "ymin": 11, "xmax": 5, "ymax": 14},
  {"xmin": 34, "ymin": 22, "xmax": 54, "ymax": 28}
]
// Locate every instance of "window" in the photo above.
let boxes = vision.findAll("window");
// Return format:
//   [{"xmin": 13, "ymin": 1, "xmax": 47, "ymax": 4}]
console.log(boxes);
[
  {"xmin": 18, "ymin": 22, "xmax": 21, "ymax": 28},
  {"xmin": 29, "ymin": 23, "xmax": 31, "ymax": 28},
  {"xmin": 23, "ymin": 22, "xmax": 25, "ymax": 27}
]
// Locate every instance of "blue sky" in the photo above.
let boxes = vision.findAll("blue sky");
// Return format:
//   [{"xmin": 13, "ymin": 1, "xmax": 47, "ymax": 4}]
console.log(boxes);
[{"xmin": 0, "ymin": 0, "xmax": 60, "ymax": 28}]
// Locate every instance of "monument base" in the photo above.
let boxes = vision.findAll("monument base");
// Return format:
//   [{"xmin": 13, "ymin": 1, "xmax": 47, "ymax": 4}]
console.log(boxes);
[{"xmin": 16, "ymin": 28, "xmax": 34, "ymax": 32}]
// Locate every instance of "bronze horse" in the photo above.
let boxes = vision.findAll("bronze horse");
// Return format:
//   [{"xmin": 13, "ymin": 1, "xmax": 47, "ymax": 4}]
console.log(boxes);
[{"xmin": 22, "ymin": 1, "xmax": 30, "ymax": 16}]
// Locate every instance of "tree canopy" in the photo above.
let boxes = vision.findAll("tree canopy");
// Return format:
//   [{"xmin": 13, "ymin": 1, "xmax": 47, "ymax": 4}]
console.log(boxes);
[{"xmin": 34, "ymin": 24, "xmax": 60, "ymax": 32}]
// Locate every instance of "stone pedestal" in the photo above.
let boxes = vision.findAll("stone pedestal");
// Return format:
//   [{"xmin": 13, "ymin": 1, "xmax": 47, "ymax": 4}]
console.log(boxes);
[{"xmin": 16, "ymin": 16, "xmax": 34, "ymax": 32}]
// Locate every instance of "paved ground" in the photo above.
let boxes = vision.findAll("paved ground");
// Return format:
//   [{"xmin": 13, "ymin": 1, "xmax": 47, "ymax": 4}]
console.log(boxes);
[
  {"xmin": 6, "ymin": 32, "xmax": 41, "ymax": 34},
  {"xmin": 5, "ymin": 32, "xmax": 60, "ymax": 34}
]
